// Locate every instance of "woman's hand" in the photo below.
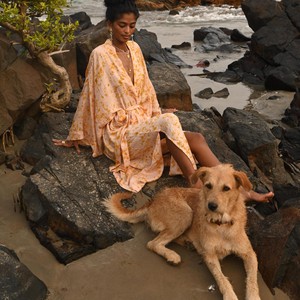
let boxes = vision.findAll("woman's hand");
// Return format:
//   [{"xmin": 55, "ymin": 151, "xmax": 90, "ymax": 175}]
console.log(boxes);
[
  {"xmin": 52, "ymin": 139, "xmax": 81, "ymax": 154},
  {"xmin": 162, "ymin": 108, "xmax": 178, "ymax": 114}
]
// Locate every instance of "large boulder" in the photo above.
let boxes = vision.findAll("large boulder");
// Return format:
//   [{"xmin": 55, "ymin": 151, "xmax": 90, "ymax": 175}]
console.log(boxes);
[
  {"xmin": 222, "ymin": 108, "xmax": 293, "ymax": 190},
  {"xmin": 225, "ymin": 0, "xmax": 300, "ymax": 91},
  {"xmin": 248, "ymin": 201, "xmax": 300, "ymax": 300},
  {"xmin": 0, "ymin": 245, "xmax": 48, "ymax": 300},
  {"xmin": 211, "ymin": 0, "xmax": 300, "ymax": 90},
  {"xmin": 148, "ymin": 62, "xmax": 193, "ymax": 111}
]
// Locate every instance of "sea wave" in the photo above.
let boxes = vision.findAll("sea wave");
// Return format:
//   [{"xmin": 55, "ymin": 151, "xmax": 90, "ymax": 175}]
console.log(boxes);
[{"xmin": 65, "ymin": 3, "xmax": 246, "ymax": 26}]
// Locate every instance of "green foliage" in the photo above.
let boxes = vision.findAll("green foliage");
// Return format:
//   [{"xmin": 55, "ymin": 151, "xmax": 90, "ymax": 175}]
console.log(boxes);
[{"xmin": 0, "ymin": 0, "xmax": 78, "ymax": 54}]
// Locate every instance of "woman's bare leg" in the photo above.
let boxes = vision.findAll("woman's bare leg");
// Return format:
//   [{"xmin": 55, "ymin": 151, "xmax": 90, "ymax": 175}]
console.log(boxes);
[
  {"xmin": 165, "ymin": 137, "xmax": 197, "ymax": 186},
  {"xmin": 184, "ymin": 132, "xmax": 219, "ymax": 167}
]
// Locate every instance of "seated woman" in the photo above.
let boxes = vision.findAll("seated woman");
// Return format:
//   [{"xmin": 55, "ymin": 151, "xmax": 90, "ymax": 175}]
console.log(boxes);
[{"xmin": 53, "ymin": 0, "xmax": 273, "ymax": 202}]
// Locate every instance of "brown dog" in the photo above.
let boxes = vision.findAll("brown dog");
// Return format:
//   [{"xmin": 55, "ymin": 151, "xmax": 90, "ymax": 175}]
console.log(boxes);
[{"xmin": 104, "ymin": 164, "xmax": 260, "ymax": 300}]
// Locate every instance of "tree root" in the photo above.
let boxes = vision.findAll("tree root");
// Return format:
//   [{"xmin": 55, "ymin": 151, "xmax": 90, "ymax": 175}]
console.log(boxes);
[{"xmin": 1, "ymin": 127, "xmax": 15, "ymax": 153}]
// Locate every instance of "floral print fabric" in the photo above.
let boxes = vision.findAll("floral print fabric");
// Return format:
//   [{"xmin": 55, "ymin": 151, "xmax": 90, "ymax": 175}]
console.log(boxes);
[{"xmin": 68, "ymin": 39, "xmax": 196, "ymax": 192}]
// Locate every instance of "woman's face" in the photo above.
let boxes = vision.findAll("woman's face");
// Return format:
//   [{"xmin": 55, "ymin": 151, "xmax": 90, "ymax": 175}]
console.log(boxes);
[{"xmin": 109, "ymin": 12, "xmax": 137, "ymax": 44}]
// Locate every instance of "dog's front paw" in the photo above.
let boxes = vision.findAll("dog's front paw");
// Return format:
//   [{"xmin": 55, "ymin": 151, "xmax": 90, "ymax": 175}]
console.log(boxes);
[{"xmin": 166, "ymin": 252, "xmax": 181, "ymax": 265}]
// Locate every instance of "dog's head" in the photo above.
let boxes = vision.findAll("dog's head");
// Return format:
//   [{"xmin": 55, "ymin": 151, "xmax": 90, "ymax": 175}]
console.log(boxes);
[{"xmin": 190, "ymin": 164, "xmax": 252, "ymax": 225}]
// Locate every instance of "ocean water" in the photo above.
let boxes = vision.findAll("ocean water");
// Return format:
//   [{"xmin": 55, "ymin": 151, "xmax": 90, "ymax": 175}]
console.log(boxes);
[{"xmin": 66, "ymin": 2, "xmax": 254, "ymax": 113}]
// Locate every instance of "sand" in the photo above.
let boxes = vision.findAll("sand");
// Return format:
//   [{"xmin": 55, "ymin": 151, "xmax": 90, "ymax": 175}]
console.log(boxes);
[{"xmin": 0, "ymin": 147, "xmax": 290, "ymax": 300}]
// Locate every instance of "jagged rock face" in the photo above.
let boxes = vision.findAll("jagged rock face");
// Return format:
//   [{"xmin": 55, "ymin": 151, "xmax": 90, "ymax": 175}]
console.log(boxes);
[{"xmin": 239, "ymin": 0, "xmax": 300, "ymax": 91}]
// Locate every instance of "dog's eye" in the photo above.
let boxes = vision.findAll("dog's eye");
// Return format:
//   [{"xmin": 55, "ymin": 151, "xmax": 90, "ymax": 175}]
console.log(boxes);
[
  {"xmin": 223, "ymin": 185, "xmax": 231, "ymax": 192},
  {"xmin": 205, "ymin": 183, "xmax": 212, "ymax": 189}
]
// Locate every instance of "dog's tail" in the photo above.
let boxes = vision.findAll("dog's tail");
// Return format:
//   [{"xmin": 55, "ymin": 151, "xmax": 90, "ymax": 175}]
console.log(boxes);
[{"xmin": 103, "ymin": 192, "xmax": 148, "ymax": 223}]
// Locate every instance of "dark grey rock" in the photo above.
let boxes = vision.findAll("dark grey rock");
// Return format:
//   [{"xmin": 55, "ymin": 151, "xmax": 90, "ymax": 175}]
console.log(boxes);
[
  {"xmin": 14, "ymin": 117, "xmax": 37, "ymax": 140},
  {"xmin": 194, "ymin": 87, "xmax": 214, "ymax": 99},
  {"xmin": 0, "ymin": 245, "xmax": 48, "ymax": 300},
  {"xmin": 247, "ymin": 205, "xmax": 300, "ymax": 300},
  {"xmin": 222, "ymin": 108, "xmax": 293, "ymax": 187},
  {"xmin": 213, "ymin": 87, "xmax": 229, "ymax": 98}
]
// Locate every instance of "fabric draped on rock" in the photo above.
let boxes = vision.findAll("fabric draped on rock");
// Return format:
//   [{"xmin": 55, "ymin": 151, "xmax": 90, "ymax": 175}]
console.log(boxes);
[{"xmin": 68, "ymin": 39, "xmax": 196, "ymax": 192}]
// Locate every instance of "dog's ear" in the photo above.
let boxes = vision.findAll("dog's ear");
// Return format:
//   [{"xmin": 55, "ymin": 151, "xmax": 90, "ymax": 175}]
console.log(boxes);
[
  {"xmin": 233, "ymin": 171, "xmax": 253, "ymax": 191},
  {"xmin": 190, "ymin": 167, "xmax": 210, "ymax": 185}
]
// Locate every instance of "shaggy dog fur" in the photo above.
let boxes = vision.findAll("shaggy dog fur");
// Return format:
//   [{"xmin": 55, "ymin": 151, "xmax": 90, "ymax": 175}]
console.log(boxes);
[{"xmin": 104, "ymin": 164, "xmax": 260, "ymax": 300}]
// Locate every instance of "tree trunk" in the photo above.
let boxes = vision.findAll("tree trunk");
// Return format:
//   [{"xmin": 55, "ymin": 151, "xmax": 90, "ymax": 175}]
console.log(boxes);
[{"xmin": 37, "ymin": 52, "xmax": 72, "ymax": 112}]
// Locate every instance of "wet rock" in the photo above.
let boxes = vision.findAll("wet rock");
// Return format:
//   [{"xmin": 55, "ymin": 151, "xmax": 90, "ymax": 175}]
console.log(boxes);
[
  {"xmin": 0, "ymin": 245, "xmax": 48, "ymax": 300},
  {"xmin": 169, "ymin": 10, "xmax": 179, "ymax": 15},
  {"xmin": 171, "ymin": 42, "xmax": 191, "ymax": 50},
  {"xmin": 230, "ymin": 29, "xmax": 251, "ymax": 42},
  {"xmin": 195, "ymin": 87, "xmax": 214, "ymax": 99},
  {"xmin": 213, "ymin": 87, "xmax": 229, "ymax": 98}
]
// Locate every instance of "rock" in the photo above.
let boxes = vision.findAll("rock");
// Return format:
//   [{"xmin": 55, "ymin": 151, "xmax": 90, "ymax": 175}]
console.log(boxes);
[
  {"xmin": 225, "ymin": 0, "xmax": 300, "ymax": 91},
  {"xmin": 195, "ymin": 87, "xmax": 214, "ymax": 99},
  {"xmin": 75, "ymin": 20, "xmax": 109, "ymax": 77},
  {"xmin": 213, "ymin": 87, "xmax": 229, "ymax": 98},
  {"xmin": 14, "ymin": 116, "xmax": 37, "ymax": 140},
  {"xmin": 194, "ymin": 27, "xmax": 242, "ymax": 53},
  {"xmin": 247, "ymin": 204, "xmax": 300, "ymax": 300},
  {"xmin": 148, "ymin": 62, "xmax": 193, "ymax": 111},
  {"xmin": 230, "ymin": 29, "xmax": 251, "ymax": 42},
  {"xmin": 0, "ymin": 151, "xmax": 6, "ymax": 165},
  {"xmin": 265, "ymin": 66, "xmax": 297, "ymax": 91},
  {"xmin": 70, "ymin": 11, "xmax": 93, "ymax": 32},
  {"xmin": 242, "ymin": 0, "xmax": 285, "ymax": 32},
  {"xmin": 171, "ymin": 42, "xmax": 191, "ymax": 50},
  {"xmin": 0, "ymin": 245, "xmax": 48, "ymax": 300},
  {"xmin": 169, "ymin": 10, "xmax": 179, "ymax": 15},
  {"xmin": 279, "ymin": 127, "xmax": 300, "ymax": 163},
  {"xmin": 0, "ymin": 100, "xmax": 13, "ymax": 136},
  {"xmin": 0, "ymin": 57, "xmax": 45, "ymax": 121},
  {"xmin": 0, "ymin": 32, "xmax": 17, "ymax": 72},
  {"xmin": 283, "ymin": 0, "xmax": 300, "ymax": 31},
  {"xmin": 21, "ymin": 109, "xmax": 277, "ymax": 263},
  {"xmin": 52, "ymin": 41, "xmax": 80, "ymax": 91},
  {"xmin": 134, "ymin": 29, "xmax": 190, "ymax": 68},
  {"xmin": 251, "ymin": 17, "xmax": 299, "ymax": 65},
  {"xmin": 222, "ymin": 108, "xmax": 293, "ymax": 189}
]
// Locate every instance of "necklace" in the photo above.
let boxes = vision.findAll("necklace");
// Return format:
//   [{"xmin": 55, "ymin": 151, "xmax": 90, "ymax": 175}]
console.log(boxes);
[{"xmin": 113, "ymin": 44, "xmax": 130, "ymax": 59}]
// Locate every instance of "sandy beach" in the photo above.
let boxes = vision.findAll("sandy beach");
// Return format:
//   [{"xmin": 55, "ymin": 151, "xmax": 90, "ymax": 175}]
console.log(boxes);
[{"xmin": 0, "ymin": 137, "xmax": 290, "ymax": 300}]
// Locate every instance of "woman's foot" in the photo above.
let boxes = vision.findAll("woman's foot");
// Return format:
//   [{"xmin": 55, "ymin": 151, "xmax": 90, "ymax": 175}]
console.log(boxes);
[{"xmin": 246, "ymin": 190, "xmax": 274, "ymax": 202}]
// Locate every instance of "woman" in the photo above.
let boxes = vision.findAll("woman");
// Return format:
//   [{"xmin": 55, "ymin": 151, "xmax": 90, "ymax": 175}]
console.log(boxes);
[{"xmin": 53, "ymin": 0, "xmax": 273, "ymax": 201}]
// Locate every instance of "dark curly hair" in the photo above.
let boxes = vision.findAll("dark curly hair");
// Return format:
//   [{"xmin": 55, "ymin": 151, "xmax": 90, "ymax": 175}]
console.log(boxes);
[{"xmin": 104, "ymin": 0, "xmax": 140, "ymax": 22}]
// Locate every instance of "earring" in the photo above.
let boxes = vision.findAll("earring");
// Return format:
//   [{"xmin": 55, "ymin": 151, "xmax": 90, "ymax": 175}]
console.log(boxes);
[{"xmin": 109, "ymin": 29, "xmax": 112, "ymax": 40}]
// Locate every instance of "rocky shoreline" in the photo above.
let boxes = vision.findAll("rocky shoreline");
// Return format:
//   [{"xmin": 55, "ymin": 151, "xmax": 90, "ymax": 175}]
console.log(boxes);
[{"xmin": 0, "ymin": 1, "xmax": 300, "ymax": 299}]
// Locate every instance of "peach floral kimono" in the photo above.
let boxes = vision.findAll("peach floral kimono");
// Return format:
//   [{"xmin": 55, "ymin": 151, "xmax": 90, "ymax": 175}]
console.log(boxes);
[{"xmin": 68, "ymin": 39, "xmax": 196, "ymax": 192}]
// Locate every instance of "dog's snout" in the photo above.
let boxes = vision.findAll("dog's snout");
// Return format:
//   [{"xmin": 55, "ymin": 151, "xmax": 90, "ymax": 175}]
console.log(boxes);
[{"xmin": 208, "ymin": 202, "xmax": 218, "ymax": 212}]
